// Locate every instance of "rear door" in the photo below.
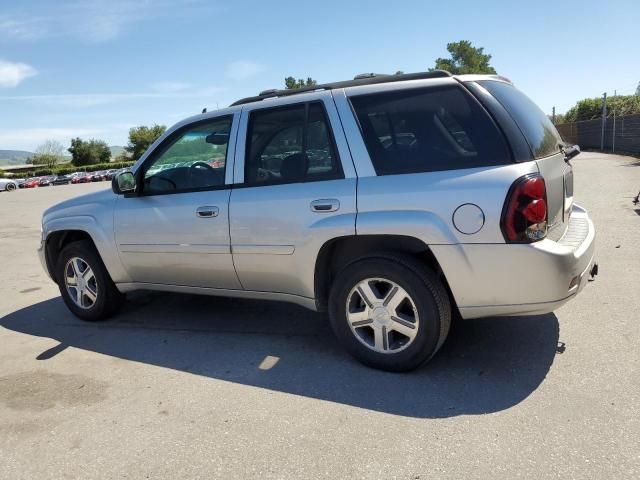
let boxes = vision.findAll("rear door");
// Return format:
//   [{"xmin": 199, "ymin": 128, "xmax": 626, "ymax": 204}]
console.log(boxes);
[
  {"xmin": 478, "ymin": 80, "xmax": 571, "ymax": 237},
  {"xmin": 230, "ymin": 92, "xmax": 357, "ymax": 299}
]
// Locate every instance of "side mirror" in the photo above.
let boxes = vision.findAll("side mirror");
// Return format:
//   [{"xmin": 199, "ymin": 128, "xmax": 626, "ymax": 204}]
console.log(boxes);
[
  {"xmin": 563, "ymin": 144, "xmax": 580, "ymax": 162},
  {"xmin": 112, "ymin": 171, "xmax": 136, "ymax": 195}
]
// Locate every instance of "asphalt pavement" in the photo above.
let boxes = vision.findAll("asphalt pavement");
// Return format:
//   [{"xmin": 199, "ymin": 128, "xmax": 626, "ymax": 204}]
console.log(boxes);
[{"xmin": 0, "ymin": 152, "xmax": 638, "ymax": 479}]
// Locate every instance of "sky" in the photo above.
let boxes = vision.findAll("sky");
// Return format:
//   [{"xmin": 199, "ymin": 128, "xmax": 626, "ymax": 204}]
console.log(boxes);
[{"xmin": 0, "ymin": 0, "xmax": 639, "ymax": 152}]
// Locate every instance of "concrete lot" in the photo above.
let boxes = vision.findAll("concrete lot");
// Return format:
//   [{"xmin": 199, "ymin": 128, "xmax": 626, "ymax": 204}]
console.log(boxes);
[{"xmin": 0, "ymin": 152, "xmax": 638, "ymax": 479}]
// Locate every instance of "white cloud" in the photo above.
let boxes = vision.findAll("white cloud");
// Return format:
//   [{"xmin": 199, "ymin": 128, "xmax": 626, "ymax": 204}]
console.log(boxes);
[
  {"xmin": 150, "ymin": 81, "xmax": 192, "ymax": 93},
  {"xmin": 0, "ymin": 127, "xmax": 104, "ymax": 151},
  {"xmin": 0, "ymin": 59, "xmax": 37, "ymax": 88},
  {"xmin": 0, "ymin": 1, "xmax": 216, "ymax": 44},
  {"xmin": 0, "ymin": 16, "xmax": 46, "ymax": 41},
  {"xmin": 226, "ymin": 61, "xmax": 264, "ymax": 81},
  {"xmin": 0, "ymin": 86, "xmax": 225, "ymax": 108}
]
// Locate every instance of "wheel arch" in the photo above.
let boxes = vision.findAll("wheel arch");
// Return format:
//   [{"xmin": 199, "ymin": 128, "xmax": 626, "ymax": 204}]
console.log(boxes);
[
  {"xmin": 42, "ymin": 215, "xmax": 130, "ymax": 286},
  {"xmin": 44, "ymin": 230, "xmax": 98, "ymax": 284},
  {"xmin": 314, "ymin": 234, "xmax": 458, "ymax": 316}
]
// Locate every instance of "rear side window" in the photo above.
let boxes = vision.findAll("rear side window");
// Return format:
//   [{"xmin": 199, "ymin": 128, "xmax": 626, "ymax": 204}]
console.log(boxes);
[
  {"xmin": 349, "ymin": 85, "xmax": 511, "ymax": 176},
  {"xmin": 479, "ymin": 80, "xmax": 562, "ymax": 159},
  {"xmin": 245, "ymin": 102, "xmax": 342, "ymax": 186}
]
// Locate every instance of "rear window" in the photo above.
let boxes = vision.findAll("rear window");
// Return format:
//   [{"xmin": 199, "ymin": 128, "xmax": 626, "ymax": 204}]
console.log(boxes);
[
  {"xmin": 479, "ymin": 80, "xmax": 562, "ymax": 159},
  {"xmin": 349, "ymin": 85, "xmax": 511, "ymax": 176}
]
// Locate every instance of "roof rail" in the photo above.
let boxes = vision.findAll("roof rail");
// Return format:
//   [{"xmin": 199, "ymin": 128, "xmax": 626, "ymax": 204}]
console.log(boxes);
[
  {"xmin": 230, "ymin": 70, "xmax": 452, "ymax": 106},
  {"xmin": 353, "ymin": 73, "xmax": 389, "ymax": 79}
]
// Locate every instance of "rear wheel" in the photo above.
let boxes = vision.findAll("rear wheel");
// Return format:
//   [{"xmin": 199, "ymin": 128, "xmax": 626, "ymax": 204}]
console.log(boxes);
[
  {"xmin": 5, "ymin": 183, "xmax": 16, "ymax": 191},
  {"xmin": 329, "ymin": 254, "xmax": 451, "ymax": 372},
  {"xmin": 56, "ymin": 240, "xmax": 124, "ymax": 321}
]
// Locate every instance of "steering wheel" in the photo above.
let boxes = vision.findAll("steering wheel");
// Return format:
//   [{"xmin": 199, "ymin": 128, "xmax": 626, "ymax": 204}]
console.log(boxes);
[
  {"xmin": 190, "ymin": 161, "xmax": 215, "ymax": 172},
  {"xmin": 188, "ymin": 161, "xmax": 216, "ymax": 187}
]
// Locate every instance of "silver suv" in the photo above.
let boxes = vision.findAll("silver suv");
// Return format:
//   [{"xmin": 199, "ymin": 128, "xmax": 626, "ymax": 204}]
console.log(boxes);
[{"xmin": 39, "ymin": 71, "xmax": 597, "ymax": 371}]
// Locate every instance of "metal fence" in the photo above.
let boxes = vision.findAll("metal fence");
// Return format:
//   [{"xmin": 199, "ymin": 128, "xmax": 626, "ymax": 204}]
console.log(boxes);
[{"xmin": 556, "ymin": 114, "xmax": 640, "ymax": 155}]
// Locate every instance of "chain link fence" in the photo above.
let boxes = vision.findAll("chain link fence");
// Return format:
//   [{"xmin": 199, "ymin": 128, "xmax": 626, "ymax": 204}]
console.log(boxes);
[{"xmin": 556, "ymin": 114, "xmax": 640, "ymax": 155}]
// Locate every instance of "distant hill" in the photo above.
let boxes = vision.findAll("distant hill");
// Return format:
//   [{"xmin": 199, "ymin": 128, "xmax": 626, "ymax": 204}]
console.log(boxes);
[
  {"xmin": 0, "ymin": 150, "xmax": 33, "ymax": 166},
  {"xmin": 1, "ymin": 146, "xmax": 125, "ymax": 168},
  {"xmin": 109, "ymin": 146, "xmax": 125, "ymax": 158}
]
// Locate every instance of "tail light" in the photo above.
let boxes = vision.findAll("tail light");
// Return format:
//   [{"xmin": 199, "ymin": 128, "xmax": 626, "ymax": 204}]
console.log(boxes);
[{"xmin": 501, "ymin": 174, "xmax": 548, "ymax": 243}]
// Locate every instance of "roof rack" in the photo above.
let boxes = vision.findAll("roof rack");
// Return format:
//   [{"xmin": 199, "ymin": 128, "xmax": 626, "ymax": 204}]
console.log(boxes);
[{"xmin": 230, "ymin": 70, "xmax": 452, "ymax": 106}]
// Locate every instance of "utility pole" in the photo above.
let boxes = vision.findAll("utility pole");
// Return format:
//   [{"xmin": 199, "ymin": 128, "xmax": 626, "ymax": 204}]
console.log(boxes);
[
  {"xmin": 552, "ymin": 106, "xmax": 556, "ymax": 124},
  {"xmin": 612, "ymin": 90, "xmax": 616, "ymax": 153},
  {"xmin": 600, "ymin": 92, "xmax": 607, "ymax": 151}
]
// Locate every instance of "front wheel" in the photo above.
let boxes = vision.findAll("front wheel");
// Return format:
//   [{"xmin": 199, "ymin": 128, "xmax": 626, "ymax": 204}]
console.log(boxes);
[
  {"xmin": 329, "ymin": 255, "xmax": 451, "ymax": 372},
  {"xmin": 56, "ymin": 240, "xmax": 124, "ymax": 321},
  {"xmin": 5, "ymin": 182, "xmax": 16, "ymax": 191}
]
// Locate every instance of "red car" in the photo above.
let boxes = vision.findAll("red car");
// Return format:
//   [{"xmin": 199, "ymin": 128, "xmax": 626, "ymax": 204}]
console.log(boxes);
[
  {"xmin": 71, "ymin": 174, "xmax": 91, "ymax": 184},
  {"xmin": 23, "ymin": 177, "xmax": 40, "ymax": 188}
]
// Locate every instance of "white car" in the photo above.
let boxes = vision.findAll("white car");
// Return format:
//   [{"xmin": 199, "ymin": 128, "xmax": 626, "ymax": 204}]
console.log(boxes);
[{"xmin": 0, "ymin": 178, "xmax": 18, "ymax": 192}]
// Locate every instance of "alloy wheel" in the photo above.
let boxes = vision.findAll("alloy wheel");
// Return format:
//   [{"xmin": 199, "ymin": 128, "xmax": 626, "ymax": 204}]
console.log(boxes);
[
  {"xmin": 64, "ymin": 257, "xmax": 98, "ymax": 309},
  {"xmin": 346, "ymin": 277, "xmax": 420, "ymax": 354}
]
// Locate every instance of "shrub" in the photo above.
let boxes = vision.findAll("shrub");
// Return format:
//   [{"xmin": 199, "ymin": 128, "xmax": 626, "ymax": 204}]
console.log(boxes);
[{"xmin": 564, "ymin": 94, "xmax": 640, "ymax": 123}]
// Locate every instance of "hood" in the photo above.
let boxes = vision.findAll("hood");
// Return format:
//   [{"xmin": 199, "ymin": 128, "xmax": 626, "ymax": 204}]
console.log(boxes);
[{"xmin": 43, "ymin": 188, "xmax": 116, "ymax": 224}]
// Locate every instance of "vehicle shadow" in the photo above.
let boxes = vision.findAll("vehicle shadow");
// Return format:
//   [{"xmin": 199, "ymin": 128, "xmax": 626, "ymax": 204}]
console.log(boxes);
[
  {"xmin": 619, "ymin": 158, "xmax": 640, "ymax": 167},
  {"xmin": 0, "ymin": 292, "xmax": 560, "ymax": 418}
]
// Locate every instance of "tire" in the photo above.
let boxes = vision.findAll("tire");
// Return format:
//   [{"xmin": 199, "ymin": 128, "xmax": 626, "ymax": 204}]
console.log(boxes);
[
  {"xmin": 5, "ymin": 183, "xmax": 16, "ymax": 191},
  {"xmin": 56, "ymin": 240, "xmax": 124, "ymax": 321},
  {"xmin": 328, "ymin": 254, "xmax": 451, "ymax": 372}
]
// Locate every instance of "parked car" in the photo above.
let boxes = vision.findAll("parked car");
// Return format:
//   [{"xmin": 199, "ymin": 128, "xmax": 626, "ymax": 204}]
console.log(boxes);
[
  {"xmin": 90, "ymin": 171, "xmax": 107, "ymax": 182},
  {"xmin": 52, "ymin": 175, "xmax": 72, "ymax": 185},
  {"xmin": 104, "ymin": 169, "xmax": 116, "ymax": 180},
  {"xmin": 0, "ymin": 178, "xmax": 18, "ymax": 192},
  {"xmin": 38, "ymin": 71, "xmax": 597, "ymax": 371},
  {"xmin": 23, "ymin": 177, "xmax": 40, "ymax": 188},
  {"xmin": 38, "ymin": 176, "xmax": 55, "ymax": 187},
  {"xmin": 71, "ymin": 173, "xmax": 91, "ymax": 184}
]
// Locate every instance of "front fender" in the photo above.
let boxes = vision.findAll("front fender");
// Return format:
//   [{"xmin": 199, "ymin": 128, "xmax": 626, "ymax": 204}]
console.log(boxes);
[{"xmin": 42, "ymin": 215, "xmax": 131, "ymax": 284}]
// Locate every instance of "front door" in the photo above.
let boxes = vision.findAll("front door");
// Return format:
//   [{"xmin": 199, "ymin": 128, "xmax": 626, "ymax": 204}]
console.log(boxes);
[{"xmin": 114, "ymin": 114, "xmax": 241, "ymax": 289}]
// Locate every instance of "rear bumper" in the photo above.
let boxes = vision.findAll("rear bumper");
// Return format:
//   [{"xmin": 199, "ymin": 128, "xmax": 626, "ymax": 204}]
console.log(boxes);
[{"xmin": 432, "ymin": 203, "xmax": 596, "ymax": 319}]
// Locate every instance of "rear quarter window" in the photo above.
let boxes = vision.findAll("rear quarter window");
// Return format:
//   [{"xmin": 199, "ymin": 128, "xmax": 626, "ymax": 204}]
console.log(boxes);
[
  {"xmin": 349, "ymin": 85, "xmax": 511, "ymax": 176},
  {"xmin": 479, "ymin": 80, "xmax": 563, "ymax": 159}
]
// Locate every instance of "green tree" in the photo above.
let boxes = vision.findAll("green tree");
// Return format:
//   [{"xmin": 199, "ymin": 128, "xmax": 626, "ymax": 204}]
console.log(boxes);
[
  {"xmin": 125, "ymin": 125, "xmax": 166, "ymax": 161},
  {"xmin": 564, "ymin": 94, "xmax": 640, "ymax": 122},
  {"xmin": 284, "ymin": 76, "xmax": 317, "ymax": 89},
  {"xmin": 29, "ymin": 139, "xmax": 65, "ymax": 169},
  {"xmin": 114, "ymin": 151, "xmax": 131, "ymax": 163},
  {"xmin": 68, "ymin": 138, "xmax": 111, "ymax": 166},
  {"xmin": 551, "ymin": 113, "xmax": 566, "ymax": 125},
  {"xmin": 432, "ymin": 40, "xmax": 497, "ymax": 74}
]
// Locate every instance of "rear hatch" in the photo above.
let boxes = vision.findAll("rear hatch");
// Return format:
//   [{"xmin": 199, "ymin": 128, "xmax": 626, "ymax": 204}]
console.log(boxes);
[{"xmin": 478, "ymin": 80, "xmax": 572, "ymax": 239}]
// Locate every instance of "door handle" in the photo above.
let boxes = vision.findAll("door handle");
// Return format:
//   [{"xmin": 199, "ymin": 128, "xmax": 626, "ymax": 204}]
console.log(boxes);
[
  {"xmin": 310, "ymin": 199, "xmax": 339, "ymax": 213},
  {"xmin": 196, "ymin": 206, "xmax": 219, "ymax": 218}
]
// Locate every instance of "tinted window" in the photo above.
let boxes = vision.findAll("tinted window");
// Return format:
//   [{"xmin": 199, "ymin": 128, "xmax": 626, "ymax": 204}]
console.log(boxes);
[
  {"xmin": 479, "ymin": 80, "xmax": 562, "ymax": 159},
  {"xmin": 143, "ymin": 116, "xmax": 231, "ymax": 194},
  {"xmin": 245, "ymin": 102, "xmax": 342, "ymax": 186},
  {"xmin": 350, "ymin": 85, "xmax": 510, "ymax": 176}
]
